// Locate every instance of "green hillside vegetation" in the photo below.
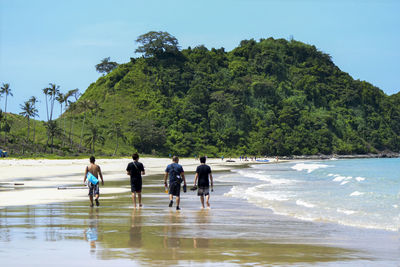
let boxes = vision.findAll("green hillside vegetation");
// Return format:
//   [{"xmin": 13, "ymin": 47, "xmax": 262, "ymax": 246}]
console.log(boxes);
[{"xmin": 2, "ymin": 32, "xmax": 400, "ymax": 157}]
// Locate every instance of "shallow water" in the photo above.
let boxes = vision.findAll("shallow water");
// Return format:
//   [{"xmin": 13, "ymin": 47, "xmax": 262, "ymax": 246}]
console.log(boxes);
[
  {"xmin": 0, "ymin": 171, "xmax": 399, "ymax": 266},
  {"xmin": 226, "ymin": 158, "xmax": 400, "ymax": 231}
]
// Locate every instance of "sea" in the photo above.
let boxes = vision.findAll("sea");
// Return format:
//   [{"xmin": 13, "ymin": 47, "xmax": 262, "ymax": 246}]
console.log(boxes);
[{"xmin": 224, "ymin": 158, "xmax": 400, "ymax": 232}]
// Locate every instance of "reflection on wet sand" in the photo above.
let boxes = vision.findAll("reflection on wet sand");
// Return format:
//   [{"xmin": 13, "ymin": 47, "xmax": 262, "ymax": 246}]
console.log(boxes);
[
  {"xmin": 84, "ymin": 209, "xmax": 100, "ymax": 253},
  {"xmin": 129, "ymin": 209, "xmax": 142, "ymax": 247}
]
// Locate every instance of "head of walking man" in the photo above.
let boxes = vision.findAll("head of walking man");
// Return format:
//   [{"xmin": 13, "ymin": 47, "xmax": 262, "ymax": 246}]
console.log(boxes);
[
  {"xmin": 173, "ymin": 155, "xmax": 179, "ymax": 163},
  {"xmin": 90, "ymin": 156, "xmax": 95, "ymax": 163},
  {"xmin": 200, "ymin": 156, "xmax": 206, "ymax": 164},
  {"xmin": 132, "ymin": 153, "xmax": 139, "ymax": 161}
]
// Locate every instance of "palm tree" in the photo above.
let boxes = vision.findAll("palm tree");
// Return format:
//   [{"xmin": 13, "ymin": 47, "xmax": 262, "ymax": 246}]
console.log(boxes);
[
  {"xmin": 107, "ymin": 122, "xmax": 126, "ymax": 156},
  {"xmin": 65, "ymin": 89, "xmax": 80, "ymax": 148},
  {"xmin": 56, "ymin": 92, "xmax": 67, "ymax": 146},
  {"xmin": 19, "ymin": 100, "xmax": 37, "ymax": 142},
  {"xmin": 29, "ymin": 96, "xmax": 39, "ymax": 143},
  {"xmin": 45, "ymin": 120, "xmax": 61, "ymax": 153},
  {"xmin": 47, "ymin": 83, "xmax": 60, "ymax": 121},
  {"xmin": 78, "ymin": 99, "xmax": 92, "ymax": 151},
  {"xmin": 42, "ymin": 87, "xmax": 50, "ymax": 121},
  {"xmin": 0, "ymin": 83, "xmax": 13, "ymax": 144},
  {"xmin": 84, "ymin": 124, "xmax": 105, "ymax": 154}
]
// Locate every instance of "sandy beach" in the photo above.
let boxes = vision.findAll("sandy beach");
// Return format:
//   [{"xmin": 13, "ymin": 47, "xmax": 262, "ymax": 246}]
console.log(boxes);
[{"xmin": 0, "ymin": 157, "xmax": 273, "ymax": 207}]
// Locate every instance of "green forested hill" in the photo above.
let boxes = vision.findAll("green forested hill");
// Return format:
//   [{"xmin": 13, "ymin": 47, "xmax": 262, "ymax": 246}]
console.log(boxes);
[
  {"xmin": 70, "ymin": 36, "xmax": 400, "ymax": 157},
  {"xmin": 4, "ymin": 35, "xmax": 399, "ymax": 157}
]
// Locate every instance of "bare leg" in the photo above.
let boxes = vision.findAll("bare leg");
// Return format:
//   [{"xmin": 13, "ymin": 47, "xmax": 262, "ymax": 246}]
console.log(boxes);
[
  {"xmin": 95, "ymin": 194, "xmax": 100, "ymax": 206},
  {"xmin": 206, "ymin": 195, "xmax": 210, "ymax": 208},
  {"xmin": 200, "ymin": 195, "xmax": 205, "ymax": 208},
  {"xmin": 176, "ymin": 196, "xmax": 180, "ymax": 207},
  {"xmin": 132, "ymin": 192, "xmax": 136, "ymax": 208},
  {"xmin": 89, "ymin": 195, "xmax": 94, "ymax": 206},
  {"xmin": 138, "ymin": 192, "xmax": 142, "ymax": 207}
]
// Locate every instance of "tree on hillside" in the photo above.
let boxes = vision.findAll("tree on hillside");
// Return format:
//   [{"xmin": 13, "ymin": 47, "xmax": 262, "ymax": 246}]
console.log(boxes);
[
  {"xmin": 95, "ymin": 57, "xmax": 119, "ymax": 75},
  {"xmin": 43, "ymin": 83, "xmax": 60, "ymax": 150},
  {"xmin": 0, "ymin": 83, "xmax": 13, "ymax": 144},
  {"xmin": 19, "ymin": 100, "xmax": 38, "ymax": 142},
  {"xmin": 77, "ymin": 99, "xmax": 93, "ymax": 151},
  {"xmin": 45, "ymin": 120, "xmax": 61, "ymax": 153},
  {"xmin": 29, "ymin": 96, "xmax": 39, "ymax": 143},
  {"xmin": 47, "ymin": 83, "xmax": 60, "ymax": 122},
  {"xmin": 84, "ymin": 124, "xmax": 105, "ymax": 154},
  {"xmin": 135, "ymin": 31, "xmax": 180, "ymax": 58},
  {"xmin": 107, "ymin": 122, "xmax": 126, "ymax": 156},
  {"xmin": 63, "ymin": 89, "xmax": 78, "ymax": 146},
  {"xmin": 65, "ymin": 89, "xmax": 80, "ymax": 148}
]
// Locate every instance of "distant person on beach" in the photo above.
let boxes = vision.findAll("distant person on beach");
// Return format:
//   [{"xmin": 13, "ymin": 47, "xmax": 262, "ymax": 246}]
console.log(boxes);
[
  {"xmin": 193, "ymin": 156, "xmax": 213, "ymax": 209},
  {"xmin": 84, "ymin": 156, "xmax": 104, "ymax": 207},
  {"xmin": 126, "ymin": 153, "xmax": 145, "ymax": 208},
  {"xmin": 164, "ymin": 156, "xmax": 186, "ymax": 210}
]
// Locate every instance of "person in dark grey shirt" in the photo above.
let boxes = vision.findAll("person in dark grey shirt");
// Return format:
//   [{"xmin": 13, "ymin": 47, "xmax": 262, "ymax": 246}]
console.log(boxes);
[
  {"xmin": 126, "ymin": 153, "xmax": 145, "ymax": 208},
  {"xmin": 164, "ymin": 156, "xmax": 186, "ymax": 210},
  {"xmin": 193, "ymin": 156, "xmax": 213, "ymax": 209}
]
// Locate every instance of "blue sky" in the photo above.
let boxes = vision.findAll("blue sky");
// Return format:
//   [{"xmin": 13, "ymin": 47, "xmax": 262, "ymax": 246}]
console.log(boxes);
[{"xmin": 1, "ymin": 0, "xmax": 399, "ymax": 120}]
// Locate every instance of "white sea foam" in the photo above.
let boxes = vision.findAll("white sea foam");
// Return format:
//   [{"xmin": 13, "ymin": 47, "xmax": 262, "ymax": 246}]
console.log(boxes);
[
  {"xmin": 337, "ymin": 208, "xmax": 356, "ymax": 215},
  {"xmin": 332, "ymin": 175, "xmax": 352, "ymax": 182},
  {"xmin": 350, "ymin": 191, "xmax": 364, "ymax": 196},
  {"xmin": 340, "ymin": 181, "xmax": 349, "ymax": 185},
  {"xmin": 236, "ymin": 170, "xmax": 295, "ymax": 185},
  {"xmin": 291, "ymin": 163, "xmax": 329, "ymax": 173},
  {"xmin": 296, "ymin": 200, "xmax": 315, "ymax": 208},
  {"xmin": 224, "ymin": 185, "xmax": 291, "ymax": 202},
  {"xmin": 393, "ymin": 205, "xmax": 398, "ymax": 209},
  {"xmin": 355, "ymin": 177, "xmax": 365, "ymax": 182}
]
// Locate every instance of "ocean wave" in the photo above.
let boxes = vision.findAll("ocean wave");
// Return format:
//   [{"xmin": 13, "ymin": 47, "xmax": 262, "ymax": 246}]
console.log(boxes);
[
  {"xmin": 332, "ymin": 175, "xmax": 352, "ymax": 182},
  {"xmin": 355, "ymin": 177, "xmax": 366, "ymax": 182},
  {"xmin": 340, "ymin": 181, "xmax": 350, "ymax": 185},
  {"xmin": 296, "ymin": 200, "xmax": 315, "ymax": 208},
  {"xmin": 291, "ymin": 163, "xmax": 329, "ymax": 173},
  {"xmin": 224, "ymin": 185, "xmax": 291, "ymax": 202},
  {"xmin": 236, "ymin": 170, "xmax": 295, "ymax": 185},
  {"xmin": 350, "ymin": 191, "xmax": 364, "ymax": 196},
  {"xmin": 337, "ymin": 208, "xmax": 356, "ymax": 215}
]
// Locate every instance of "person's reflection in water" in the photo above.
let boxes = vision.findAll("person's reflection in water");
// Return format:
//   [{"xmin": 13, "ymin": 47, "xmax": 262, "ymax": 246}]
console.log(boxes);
[
  {"xmin": 193, "ymin": 209, "xmax": 210, "ymax": 249},
  {"xmin": 163, "ymin": 210, "xmax": 183, "ymax": 260},
  {"xmin": 129, "ymin": 209, "xmax": 142, "ymax": 248},
  {"xmin": 84, "ymin": 208, "xmax": 99, "ymax": 254}
]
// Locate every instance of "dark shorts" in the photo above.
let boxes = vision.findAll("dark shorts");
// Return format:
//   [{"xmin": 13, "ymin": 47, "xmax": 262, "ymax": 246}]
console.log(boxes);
[
  {"xmin": 197, "ymin": 186, "xmax": 210, "ymax": 196},
  {"xmin": 88, "ymin": 182, "xmax": 99, "ymax": 196},
  {"xmin": 169, "ymin": 181, "xmax": 181, "ymax": 197},
  {"xmin": 131, "ymin": 178, "xmax": 142, "ymax": 193}
]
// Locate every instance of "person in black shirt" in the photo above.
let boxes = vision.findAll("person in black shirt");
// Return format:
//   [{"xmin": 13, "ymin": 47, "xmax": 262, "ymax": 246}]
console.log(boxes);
[
  {"xmin": 193, "ymin": 156, "xmax": 213, "ymax": 209},
  {"xmin": 126, "ymin": 153, "xmax": 145, "ymax": 208}
]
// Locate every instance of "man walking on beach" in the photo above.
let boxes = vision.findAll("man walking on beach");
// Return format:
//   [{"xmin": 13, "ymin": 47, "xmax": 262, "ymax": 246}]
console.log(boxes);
[
  {"xmin": 193, "ymin": 156, "xmax": 213, "ymax": 209},
  {"xmin": 84, "ymin": 156, "xmax": 104, "ymax": 207},
  {"xmin": 126, "ymin": 153, "xmax": 145, "ymax": 208},
  {"xmin": 164, "ymin": 156, "xmax": 186, "ymax": 210}
]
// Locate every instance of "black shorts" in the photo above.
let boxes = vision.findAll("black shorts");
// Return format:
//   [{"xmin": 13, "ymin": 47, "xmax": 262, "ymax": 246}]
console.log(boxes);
[
  {"xmin": 131, "ymin": 178, "xmax": 142, "ymax": 193},
  {"xmin": 197, "ymin": 186, "xmax": 210, "ymax": 196},
  {"xmin": 88, "ymin": 182, "xmax": 99, "ymax": 196},
  {"xmin": 169, "ymin": 181, "xmax": 181, "ymax": 197}
]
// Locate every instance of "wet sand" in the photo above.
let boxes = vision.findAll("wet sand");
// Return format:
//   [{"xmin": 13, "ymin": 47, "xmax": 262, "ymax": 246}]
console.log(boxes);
[{"xmin": 1, "ymin": 159, "xmax": 399, "ymax": 266}]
